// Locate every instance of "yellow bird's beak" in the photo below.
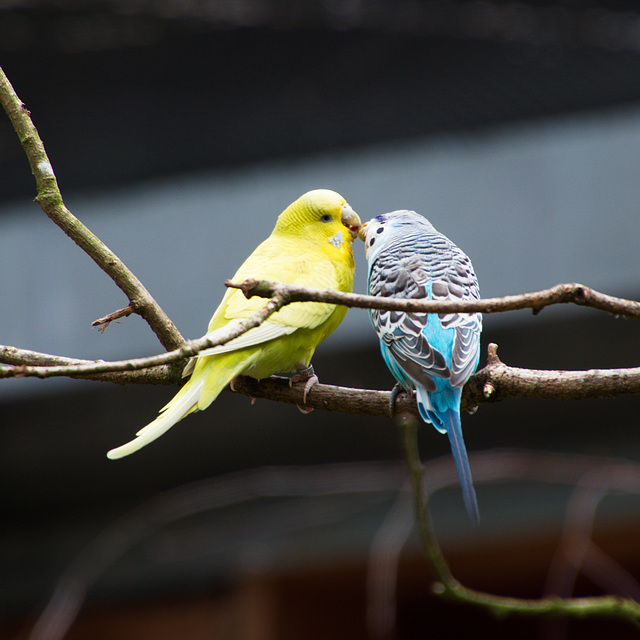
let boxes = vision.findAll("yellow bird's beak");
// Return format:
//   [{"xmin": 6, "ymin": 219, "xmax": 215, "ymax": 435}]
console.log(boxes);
[
  {"xmin": 341, "ymin": 203, "xmax": 362, "ymax": 240},
  {"xmin": 357, "ymin": 220, "xmax": 369, "ymax": 242}
]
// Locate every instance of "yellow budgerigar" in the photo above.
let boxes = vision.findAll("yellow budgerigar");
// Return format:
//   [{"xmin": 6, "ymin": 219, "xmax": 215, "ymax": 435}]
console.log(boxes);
[{"xmin": 107, "ymin": 189, "xmax": 361, "ymax": 459}]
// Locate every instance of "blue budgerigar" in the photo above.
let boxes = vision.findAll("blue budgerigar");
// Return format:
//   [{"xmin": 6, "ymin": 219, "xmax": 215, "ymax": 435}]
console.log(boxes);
[{"xmin": 359, "ymin": 210, "xmax": 482, "ymax": 524}]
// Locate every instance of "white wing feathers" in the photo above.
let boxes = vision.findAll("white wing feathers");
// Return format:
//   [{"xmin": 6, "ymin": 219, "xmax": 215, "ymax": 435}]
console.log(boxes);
[
  {"xmin": 107, "ymin": 377, "xmax": 205, "ymax": 459},
  {"xmin": 196, "ymin": 319, "xmax": 297, "ymax": 358},
  {"xmin": 181, "ymin": 319, "xmax": 298, "ymax": 378}
]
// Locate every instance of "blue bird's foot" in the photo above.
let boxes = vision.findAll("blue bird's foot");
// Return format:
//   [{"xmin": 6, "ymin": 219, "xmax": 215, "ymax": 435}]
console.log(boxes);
[{"xmin": 389, "ymin": 382, "xmax": 406, "ymax": 417}]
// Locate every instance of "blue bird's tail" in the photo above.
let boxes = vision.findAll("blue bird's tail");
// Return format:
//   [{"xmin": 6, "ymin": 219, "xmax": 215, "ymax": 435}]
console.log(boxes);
[{"xmin": 444, "ymin": 408, "xmax": 479, "ymax": 526}]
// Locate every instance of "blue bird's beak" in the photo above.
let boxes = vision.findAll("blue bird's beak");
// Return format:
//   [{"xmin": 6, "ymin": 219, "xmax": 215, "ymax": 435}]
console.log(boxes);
[{"xmin": 357, "ymin": 220, "xmax": 369, "ymax": 242}]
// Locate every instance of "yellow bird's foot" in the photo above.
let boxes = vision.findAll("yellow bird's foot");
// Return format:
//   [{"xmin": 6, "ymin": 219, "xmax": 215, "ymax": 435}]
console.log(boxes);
[
  {"xmin": 272, "ymin": 365, "xmax": 318, "ymax": 411},
  {"xmin": 302, "ymin": 375, "xmax": 319, "ymax": 404},
  {"xmin": 228, "ymin": 377, "xmax": 257, "ymax": 404},
  {"xmin": 287, "ymin": 364, "xmax": 319, "ymax": 409}
]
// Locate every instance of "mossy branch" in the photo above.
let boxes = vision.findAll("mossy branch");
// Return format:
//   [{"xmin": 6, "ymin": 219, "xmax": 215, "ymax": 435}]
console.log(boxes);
[
  {"xmin": 0, "ymin": 65, "xmax": 184, "ymax": 353},
  {"xmin": 400, "ymin": 419, "xmax": 640, "ymax": 625}
]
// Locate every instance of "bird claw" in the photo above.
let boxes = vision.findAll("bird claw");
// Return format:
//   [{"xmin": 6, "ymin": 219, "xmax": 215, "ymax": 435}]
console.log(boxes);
[
  {"xmin": 285, "ymin": 364, "xmax": 319, "ymax": 407},
  {"xmin": 228, "ymin": 377, "xmax": 256, "ymax": 404},
  {"xmin": 389, "ymin": 382, "xmax": 405, "ymax": 417},
  {"xmin": 296, "ymin": 404, "xmax": 314, "ymax": 414},
  {"xmin": 302, "ymin": 374, "xmax": 319, "ymax": 404}
]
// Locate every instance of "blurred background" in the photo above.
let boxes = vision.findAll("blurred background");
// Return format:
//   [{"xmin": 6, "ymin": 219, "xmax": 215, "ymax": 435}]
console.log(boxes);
[{"xmin": 2, "ymin": 1, "xmax": 640, "ymax": 638}]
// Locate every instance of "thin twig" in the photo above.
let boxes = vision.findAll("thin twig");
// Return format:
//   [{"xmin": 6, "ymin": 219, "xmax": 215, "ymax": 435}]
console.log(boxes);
[
  {"xmin": 227, "ymin": 279, "xmax": 640, "ymax": 319},
  {"xmin": 0, "ymin": 295, "xmax": 286, "ymax": 380},
  {"xmin": 92, "ymin": 305, "xmax": 135, "ymax": 332},
  {"xmin": 0, "ymin": 345, "xmax": 175, "ymax": 385},
  {"xmin": 0, "ymin": 65, "xmax": 184, "ymax": 351}
]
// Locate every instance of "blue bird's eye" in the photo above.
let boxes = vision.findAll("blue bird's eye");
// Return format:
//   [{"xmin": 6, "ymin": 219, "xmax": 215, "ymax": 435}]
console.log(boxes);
[{"xmin": 320, "ymin": 214, "xmax": 332, "ymax": 222}]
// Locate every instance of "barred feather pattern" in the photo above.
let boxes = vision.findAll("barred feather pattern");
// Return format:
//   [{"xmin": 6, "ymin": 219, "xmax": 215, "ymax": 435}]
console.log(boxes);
[{"xmin": 362, "ymin": 210, "xmax": 482, "ymax": 524}]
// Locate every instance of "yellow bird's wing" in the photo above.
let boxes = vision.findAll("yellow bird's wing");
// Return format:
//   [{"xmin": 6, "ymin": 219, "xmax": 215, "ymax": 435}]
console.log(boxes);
[
  {"xmin": 195, "ymin": 319, "xmax": 298, "ymax": 358},
  {"xmin": 196, "ymin": 236, "xmax": 350, "ymax": 358}
]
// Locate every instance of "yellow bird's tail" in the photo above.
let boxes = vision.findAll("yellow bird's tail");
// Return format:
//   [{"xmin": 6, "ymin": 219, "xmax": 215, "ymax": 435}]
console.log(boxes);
[{"xmin": 107, "ymin": 351, "xmax": 253, "ymax": 459}]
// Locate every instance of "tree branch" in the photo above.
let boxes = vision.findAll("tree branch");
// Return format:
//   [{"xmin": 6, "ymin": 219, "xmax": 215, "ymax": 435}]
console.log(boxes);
[
  {"xmin": 233, "ymin": 343, "xmax": 640, "ymax": 411},
  {"xmin": 464, "ymin": 343, "xmax": 640, "ymax": 404},
  {"xmin": 227, "ymin": 279, "xmax": 640, "ymax": 319},
  {"xmin": 3, "ymin": 340, "xmax": 640, "ymax": 411},
  {"xmin": 0, "ymin": 65, "xmax": 184, "ymax": 352},
  {"xmin": 0, "ymin": 345, "xmax": 176, "ymax": 385},
  {"xmin": 400, "ymin": 418, "xmax": 640, "ymax": 625},
  {"xmin": 23, "ymin": 451, "xmax": 640, "ymax": 640},
  {"xmin": 0, "ymin": 294, "xmax": 286, "ymax": 380}
]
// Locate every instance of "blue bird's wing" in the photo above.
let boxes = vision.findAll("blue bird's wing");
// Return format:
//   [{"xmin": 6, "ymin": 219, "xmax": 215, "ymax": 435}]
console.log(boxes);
[
  {"xmin": 367, "ymin": 230, "xmax": 482, "ymax": 525},
  {"xmin": 430, "ymin": 246, "xmax": 482, "ymax": 387},
  {"xmin": 368, "ymin": 235, "xmax": 481, "ymax": 395}
]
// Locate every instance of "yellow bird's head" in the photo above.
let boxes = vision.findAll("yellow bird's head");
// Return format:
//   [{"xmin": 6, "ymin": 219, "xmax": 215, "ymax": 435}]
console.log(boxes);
[{"xmin": 274, "ymin": 189, "xmax": 361, "ymax": 246}]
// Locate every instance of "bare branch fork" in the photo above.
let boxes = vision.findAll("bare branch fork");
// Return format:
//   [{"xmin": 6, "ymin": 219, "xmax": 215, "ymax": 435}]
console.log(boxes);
[
  {"xmin": 0, "ymin": 67, "xmax": 184, "ymax": 353},
  {"xmin": 0, "ymin": 295, "xmax": 286, "ymax": 379}
]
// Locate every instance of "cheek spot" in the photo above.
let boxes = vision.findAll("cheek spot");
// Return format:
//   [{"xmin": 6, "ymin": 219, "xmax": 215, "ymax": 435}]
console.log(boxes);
[
  {"xmin": 369, "ymin": 237, "xmax": 376, "ymax": 247},
  {"xmin": 328, "ymin": 231, "xmax": 343, "ymax": 247}
]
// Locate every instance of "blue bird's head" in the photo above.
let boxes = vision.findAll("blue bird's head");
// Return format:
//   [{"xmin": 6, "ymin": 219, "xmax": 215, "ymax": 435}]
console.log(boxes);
[{"xmin": 359, "ymin": 209, "xmax": 436, "ymax": 262}]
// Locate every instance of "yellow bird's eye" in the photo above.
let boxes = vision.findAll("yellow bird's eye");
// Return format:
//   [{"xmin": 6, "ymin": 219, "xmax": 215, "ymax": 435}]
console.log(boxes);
[{"xmin": 320, "ymin": 214, "xmax": 333, "ymax": 222}]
